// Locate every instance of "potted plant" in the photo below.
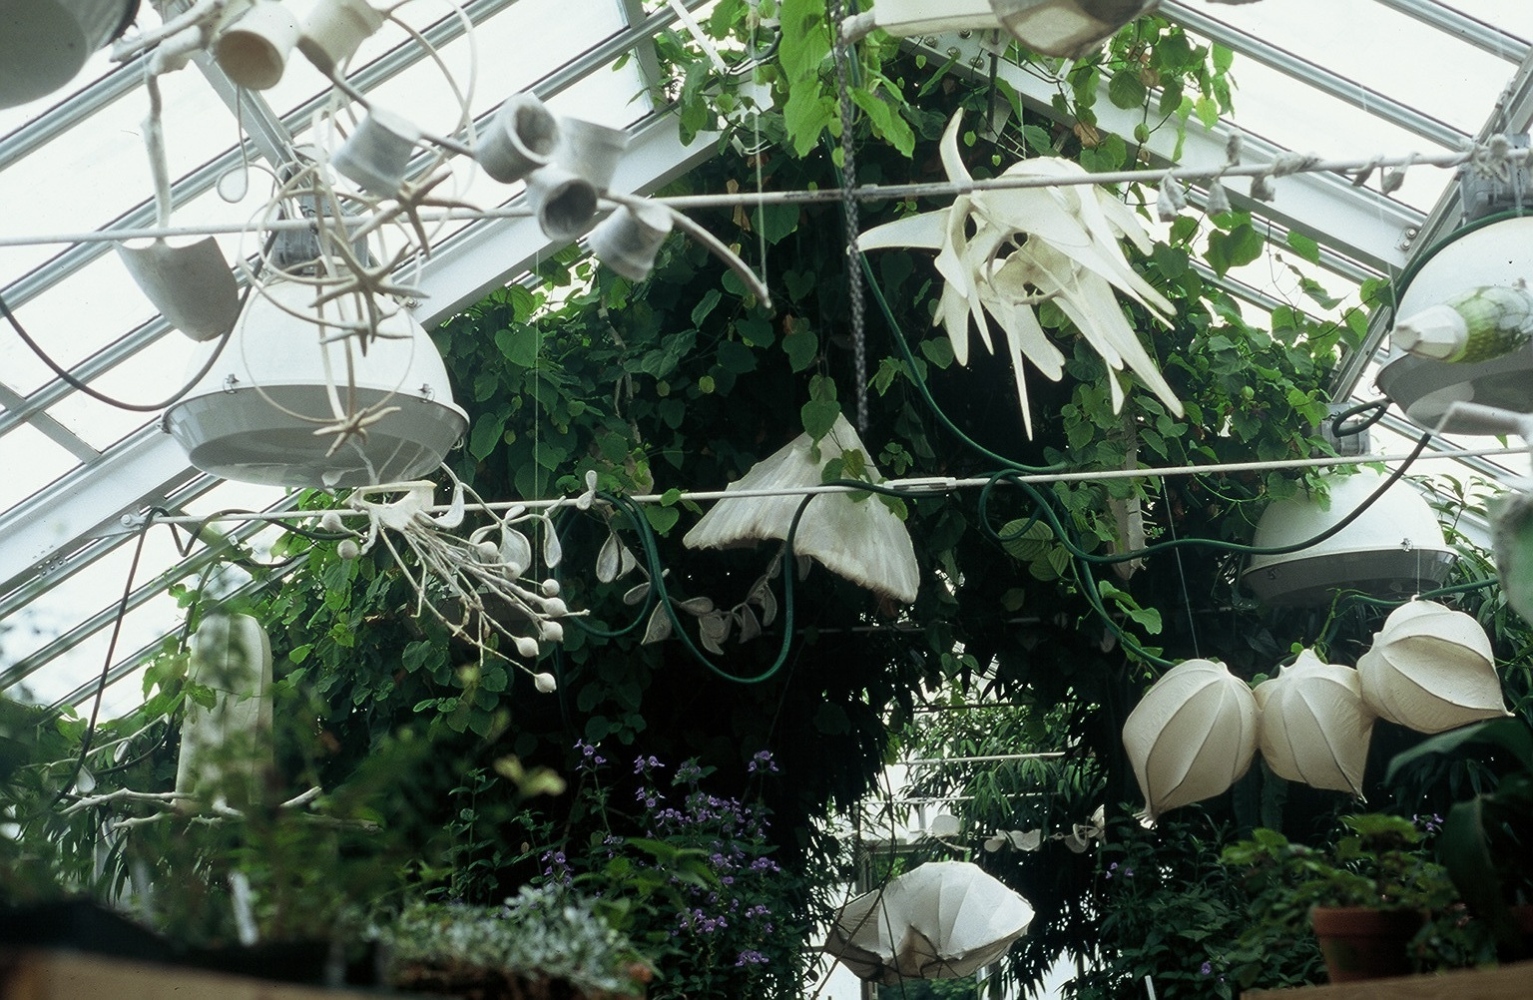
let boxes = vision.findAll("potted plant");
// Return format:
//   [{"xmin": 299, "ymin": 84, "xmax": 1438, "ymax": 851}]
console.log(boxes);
[
  {"xmin": 1388, "ymin": 717, "xmax": 1533, "ymax": 954},
  {"xmin": 378, "ymin": 886, "xmax": 655, "ymax": 999},
  {"xmin": 1222, "ymin": 813, "xmax": 1461, "ymax": 983}
]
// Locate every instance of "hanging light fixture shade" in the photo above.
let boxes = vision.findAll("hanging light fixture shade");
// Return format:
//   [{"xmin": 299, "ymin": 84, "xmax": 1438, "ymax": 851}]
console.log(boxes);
[
  {"xmin": 989, "ymin": 0, "xmax": 1159, "ymax": 58},
  {"xmin": 1253, "ymin": 649, "xmax": 1373, "ymax": 798},
  {"xmin": 1356, "ymin": 600, "xmax": 1510, "ymax": 734},
  {"xmin": 1122, "ymin": 658, "xmax": 1257, "ymax": 823},
  {"xmin": 163, "ymin": 278, "xmax": 467, "ymax": 488},
  {"xmin": 1241, "ymin": 469, "xmax": 1454, "ymax": 606},
  {"xmin": 0, "ymin": 0, "xmax": 138, "ymax": 109},
  {"xmin": 1378, "ymin": 216, "xmax": 1533, "ymax": 434}
]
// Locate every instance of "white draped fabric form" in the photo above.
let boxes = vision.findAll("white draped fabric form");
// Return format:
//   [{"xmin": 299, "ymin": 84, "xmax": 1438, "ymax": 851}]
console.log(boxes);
[
  {"xmin": 1357, "ymin": 600, "xmax": 1510, "ymax": 734},
  {"xmin": 1254, "ymin": 649, "xmax": 1373, "ymax": 799}
]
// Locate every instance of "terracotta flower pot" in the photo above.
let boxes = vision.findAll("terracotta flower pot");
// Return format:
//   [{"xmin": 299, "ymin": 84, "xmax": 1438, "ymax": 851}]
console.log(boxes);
[{"xmin": 1310, "ymin": 906, "xmax": 1426, "ymax": 982}]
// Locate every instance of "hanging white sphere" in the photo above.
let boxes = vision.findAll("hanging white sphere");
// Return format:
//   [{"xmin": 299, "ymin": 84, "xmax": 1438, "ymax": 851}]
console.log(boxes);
[
  {"xmin": 1254, "ymin": 649, "xmax": 1373, "ymax": 798},
  {"xmin": 1356, "ymin": 600, "xmax": 1510, "ymax": 734},
  {"xmin": 1122, "ymin": 658, "xmax": 1257, "ymax": 823}
]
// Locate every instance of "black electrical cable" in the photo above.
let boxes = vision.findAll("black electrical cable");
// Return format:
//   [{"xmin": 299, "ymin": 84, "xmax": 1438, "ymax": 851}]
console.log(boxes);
[
  {"xmin": 0, "ymin": 232, "xmax": 275, "ymax": 413},
  {"xmin": 45, "ymin": 512, "xmax": 157, "ymax": 811},
  {"xmin": 1329, "ymin": 397, "xmax": 1390, "ymax": 439}
]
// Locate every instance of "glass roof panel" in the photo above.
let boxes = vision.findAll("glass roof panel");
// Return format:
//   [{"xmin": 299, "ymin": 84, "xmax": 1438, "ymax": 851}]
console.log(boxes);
[
  {"xmin": 0, "ymin": 422, "xmax": 80, "ymax": 511},
  {"xmin": 1439, "ymin": 2, "xmax": 1533, "ymax": 42}
]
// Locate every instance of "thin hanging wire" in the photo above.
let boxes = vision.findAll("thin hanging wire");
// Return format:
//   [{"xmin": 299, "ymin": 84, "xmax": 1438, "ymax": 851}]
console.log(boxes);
[{"xmin": 827, "ymin": 0, "xmax": 868, "ymax": 433}]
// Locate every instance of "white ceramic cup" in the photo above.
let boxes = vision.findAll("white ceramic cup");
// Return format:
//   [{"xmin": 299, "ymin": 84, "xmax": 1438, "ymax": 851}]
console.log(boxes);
[
  {"xmin": 477, "ymin": 93, "xmax": 560, "ymax": 184},
  {"xmin": 554, "ymin": 116, "xmax": 631, "ymax": 191},
  {"xmin": 215, "ymin": 0, "xmax": 302, "ymax": 90},
  {"xmin": 299, "ymin": 0, "xmax": 385, "ymax": 75},
  {"xmin": 526, "ymin": 165, "xmax": 598, "ymax": 240},
  {"xmin": 333, "ymin": 109, "xmax": 421, "ymax": 196},
  {"xmin": 588, "ymin": 201, "xmax": 673, "ymax": 281},
  {"xmin": 117, "ymin": 238, "xmax": 241, "ymax": 342}
]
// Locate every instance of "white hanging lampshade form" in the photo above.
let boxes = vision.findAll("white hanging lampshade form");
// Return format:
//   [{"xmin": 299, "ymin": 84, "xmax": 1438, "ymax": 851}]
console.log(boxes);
[
  {"xmin": 1356, "ymin": 600, "xmax": 1511, "ymax": 734},
  {"xmin": 1253, "ymin": 649, "xmax": 1373, "ymax": 798},
  {"xmin": 824, "ymin": 860, "xmax": 1035, "ymax": 984},
  {"xmin": 989, "ymin": 0, "xmax": 1159, "ymax": 58},
  {"xmin": 1378, "ymin": 216, "xmax": 1533, "ymax": 434},
  {"xmin": 1122, "ymin": 658, "xmax": 1257, "ymax": 822},
  {"xmin": 175, "ymin": 614, "xmax": 274, "ymax": 806},
  {"xmin": 163, "ymin": 278, "xmax": 468, "ymax": 488},
  {"xmin": 0, "ymin": 0, "xmax": 137, "ymax": 109},
  {"xmin": 682, "ymin": 414, "xmax": 920, "ymax": 603},
  {"xmin": 1241, "ymin": 469, "xmax": 1454, "ymax": 606}
]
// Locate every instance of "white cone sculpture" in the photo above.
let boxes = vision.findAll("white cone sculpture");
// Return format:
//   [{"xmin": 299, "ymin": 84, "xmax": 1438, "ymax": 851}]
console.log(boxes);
[
  {"xmin": 1254, "ymin": 649, "xmax": 1373, "ymax": 798},
  {"xmin": 1357, "ymin": 600, "xmax": 1510, "ymax": 734},
  {"xmin": 175, "ymin": 614, "xmax": 274, "ymax": 807},
  {"xmin": 1122, "ymin": 658, "xmax": 1257, "ymax": 822},
  {"xmin": 682, "ymin": 414, "xmax": 919, "ymax": 603},
  {"xmin": 824, "ymin": 860, "xmax": 1035, "ymax": 984}
]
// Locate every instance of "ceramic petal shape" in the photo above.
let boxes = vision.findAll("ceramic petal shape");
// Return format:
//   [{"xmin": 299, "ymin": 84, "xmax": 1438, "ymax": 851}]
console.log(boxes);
[
  {"xmin": 1122, "ymin": 658, "xmax": 1257, "ymax": 822},
  {"xmin": 682, "ymin": 415, "xmax": 919, "ymax": 603},
  {"xmin": 175, "ymin": 614, "xmax": 275, "ymax": 803},
  {"xmin": 824, "ymin": 860, "xmax": 1035, "ymax": 984},
  {"xmin": 1357, "ymin": 600, "xmax": 1510, "ymax": 734},
  {"xmin": 1254, "ymin": 649, "xmax": 1374, "ymax": 798}
]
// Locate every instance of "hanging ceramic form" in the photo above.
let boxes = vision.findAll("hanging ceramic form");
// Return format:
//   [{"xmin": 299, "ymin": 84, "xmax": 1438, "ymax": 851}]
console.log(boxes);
[
  {"xmin": 683, "ymin": 414, "xmax": 920, "ymax": 604},
  {"xmin": 0, "ymin": 0, "xmax": 137, "ymax": 109},
  {"xmin": 1122, "ymin": 658, "xmax": 1257, "ymax": 823},
  {"xmin": 163, "ymin": 276, "xmax": 468, "ymax": 488},
  {"xmin": 1241, "ymin": 468, "xmax": 1455, "ymax": 606},
  {"xmin": 1356, "ymin": 600, "xmax": 1510, "ymax": 734},
  {"xmin": 824, "ymin": 860, "xmax": 1035, "ymax": 984},
  {"xmin": 859, "ymin": 110, "xmax": 1181, "ymax": 438},
  {"xmin": 1254, "ymin": 649, "xmax": 1373, "ymax": 799},
  {"xmin": 1378, "ymin": 216, "xmax": 1533, "ymax": 434},
  {"xmin": 175, "ymin": 614, "xmax": 274, "ymax": 808}
]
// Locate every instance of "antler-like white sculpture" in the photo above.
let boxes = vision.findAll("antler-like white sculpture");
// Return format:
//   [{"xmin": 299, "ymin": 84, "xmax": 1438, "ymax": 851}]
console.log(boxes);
[{"xmin": 861, "ymin": 111, "xmax": 1183, "ymax": 436}]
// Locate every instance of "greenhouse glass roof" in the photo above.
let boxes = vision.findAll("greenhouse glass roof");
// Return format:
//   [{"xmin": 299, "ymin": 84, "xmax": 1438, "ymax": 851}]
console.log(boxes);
[{"xmin": 1, "ymin": 0, "xmax": 1531, "ymax": 715}]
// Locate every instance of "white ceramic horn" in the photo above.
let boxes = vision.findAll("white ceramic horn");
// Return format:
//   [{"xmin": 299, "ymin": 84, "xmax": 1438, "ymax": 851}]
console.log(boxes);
[
  {"xmin": 117, "ymin": 238, "xmax": 242, "ymax": 342},
  {"xmin": 526, "ymin": 165, "xmax": 598, "ymax": 240},
  {"xmin": 332, "ymin": 109, "xmax": 421, "ymax": 197},
  {"xmin": 553, "ymin": 117, "xmax": 631, "ymax": 191},
  {"xmin": 298, "ymin": 0, "xmax": 385, "ymax": 74},
  {"xmin": 215, "ymin": 0, "xmax": 302, "ymax": 90},
  {"xmin": 589, "ymin": 201, "xmax": 673, "ymax": 281},
  {"xmin": 477, "ymin": 93, "xmax": 560, "ymax": 183}
]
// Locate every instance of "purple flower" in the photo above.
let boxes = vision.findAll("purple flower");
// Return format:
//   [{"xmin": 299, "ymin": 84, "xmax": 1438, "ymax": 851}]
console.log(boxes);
[
  {"xmin": 735, "ymin": 950, "xmax": 768, "ymax": 967},
  {"xmin": 748, "ymin": 750, "xmax": 779, "ymax": 775},
  {"xmin": 1200, "ymin": 962, "xmax": 1213, "ymax": 976}
]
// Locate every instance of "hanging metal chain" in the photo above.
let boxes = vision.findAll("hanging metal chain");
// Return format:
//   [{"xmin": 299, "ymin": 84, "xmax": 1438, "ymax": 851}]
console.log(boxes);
[{"xmin": 828, "ymin": 0, "xmax": 869, "ymax": 434}]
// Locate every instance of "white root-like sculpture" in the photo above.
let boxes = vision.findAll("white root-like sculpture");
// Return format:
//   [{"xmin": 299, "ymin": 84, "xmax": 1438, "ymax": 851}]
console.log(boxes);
[
  {"xmin": 1122, "ymin": 658, "xmax": 1257, "ymax": 822},
  {"xmin": 1356, "ymin": 600, "xmax": 1510, "ymax": 734},
  {"xmin": 175, "ymin": 613, "xmax": 274, "ymax": 806},
  {"xmin": 824, "ymin": 860, "xmax": 1035, "ymax": 984},
  {"xmin": 860, "ymin": 111, "xmax": 1182, "ymax": 437},
  {"xmin": 682, "ymin": 414, "xmax": 919, "ymax": 604},
  {"xmin": 340, "ymin": 477, "xmax": 580, "ymax": 681},
  {"xmin": 1254, "ymin": 649, "xmax": 1373, "ymax": 798}
]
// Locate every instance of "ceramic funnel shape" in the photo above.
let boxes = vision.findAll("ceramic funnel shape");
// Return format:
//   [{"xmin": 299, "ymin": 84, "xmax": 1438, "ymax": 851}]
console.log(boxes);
[
  {"xmin": 824, "ymin": 860, "xmax": 1034, "ymax": 983},
  {"xmin": 1122, "ymin": 658, "xmax": 1257, "ymax": 822},
  {"xmin": 117, "ymin": 237, "xmax": 241, "ymax": 342},
  {"xmin": 683, "ymin": 414, "xmax": 919, "ymax": 603},
  {"xmin": 1254, "ymin": 649, "xmax": 1373, "ymax": 798},
  {"xmin": 589, "ymin": 201, "xmax": 673, "ymax": 281},
  {"xmin": 1357, "ymin": 600, "xmax": 1510, "ymax": 734},
  {"xmin": 333, "ymin": 108, "xmax": 421, "ymax": 197},
  {"xmin": 215, "ymin": 0, "xmax": 301, "ymax": 90},
  {"xmin": 298, "ymin": 0, "xmax": 385, "ymax": 74},
  {"xmin": 477, "ymin": 92, "xmax": 560, "ymax": 183}
]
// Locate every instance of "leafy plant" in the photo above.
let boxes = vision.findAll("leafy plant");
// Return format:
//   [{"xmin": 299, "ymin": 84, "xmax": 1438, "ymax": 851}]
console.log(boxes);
[{"xmin": 1388, "ymin": 718, "xmax": 1533, "ymax": 948}]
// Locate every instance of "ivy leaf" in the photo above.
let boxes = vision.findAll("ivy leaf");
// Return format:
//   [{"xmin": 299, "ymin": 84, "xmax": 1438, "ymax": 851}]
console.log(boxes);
[
  {"xmin": 1286, "ymin": 231, "xmax": 1321, "ymax": 264},
  {"xmin": 783, "ymin": 327, "xmax": 819, "ymax": 371},
  {"xmin": 851, "ymin": 87, "xmax": 915, "ymax": 157},
  {"xmin": 645, "ymin": 505, "xmax": 681, "ymax": 534},
  {"xmin": 468, "ymin": 411, "xmax": 508, "ymax": 460},
  {"xmin": 494, "ymin": 326, "xmax": 542, "ymax": 367},
  {"xmin": 758, "ymin": 204, "xmax": 800, "ymax": 245},
  {"xmin": 716, "ymin": 339, "xmax": 758, "ymax": 375},
  {"xmin": 1107, "ymin": 71, "xmax": 1147, "ymax": 110},
  {"xmin": 784, "ymin": 87, "xmax": 836, "ymax": 158},
  {"xmin": 802, "ymin": 399, "xmax": 841, "ymax": 441}
]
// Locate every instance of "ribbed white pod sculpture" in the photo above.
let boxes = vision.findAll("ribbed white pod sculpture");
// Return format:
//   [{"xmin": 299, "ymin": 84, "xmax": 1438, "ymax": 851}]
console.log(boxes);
[
  {"xmin": 1356, "ymin": 600, "xmax": 1510, "ymax": 734},
  {"xmin": 1254, "ymin": 649, "xmax": 1373, "ymax": 798},
  {"xmin": 1122, "ymin": 658, "xmax": 1257, "ymax": 822},
  {"xmin": 175, "ymin": 614, "xmax": 274, "ymax": 806}
]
